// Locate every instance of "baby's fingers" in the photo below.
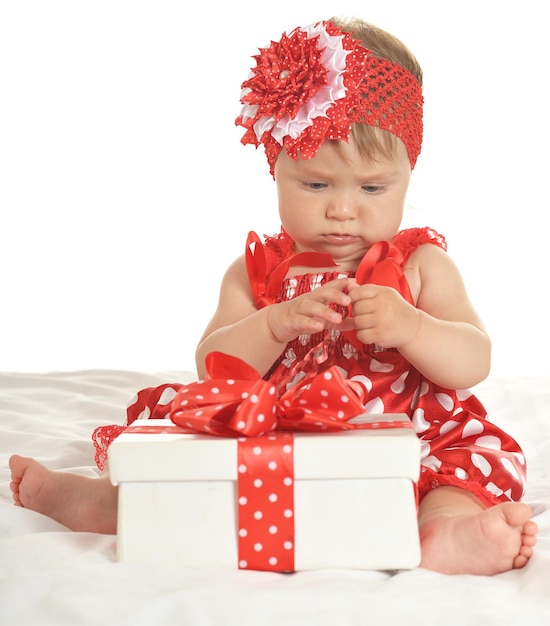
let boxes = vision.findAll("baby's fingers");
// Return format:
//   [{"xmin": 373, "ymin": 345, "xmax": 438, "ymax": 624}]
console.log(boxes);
[
  {"xmin": 298, "ymin": 298, "xmax": 344, "ymax": 326},
  {"xmin": 316, "ymin": 277, "xmax": 354, "ymax": 306}
]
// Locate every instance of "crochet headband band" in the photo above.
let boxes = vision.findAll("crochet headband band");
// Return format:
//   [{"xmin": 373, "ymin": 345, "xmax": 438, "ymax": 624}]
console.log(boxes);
[{"xmin": 235, "ymin": 21, "xmax": 423, "ymax": 176}]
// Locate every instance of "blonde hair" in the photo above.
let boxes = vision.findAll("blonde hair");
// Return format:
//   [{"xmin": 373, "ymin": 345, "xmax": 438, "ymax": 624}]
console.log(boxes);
[{"xmin": 328, "ymin": 16, "xmax": 423, "ymax": 163}]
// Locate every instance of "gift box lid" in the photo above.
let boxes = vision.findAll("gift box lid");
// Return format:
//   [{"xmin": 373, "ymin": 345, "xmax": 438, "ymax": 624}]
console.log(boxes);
[{"xmin": 108, "ymin": 414, "xmax": 420, "ymax": 484}]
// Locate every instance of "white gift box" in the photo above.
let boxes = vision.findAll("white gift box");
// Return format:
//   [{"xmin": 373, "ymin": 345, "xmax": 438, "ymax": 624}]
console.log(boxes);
[{"xmin": 108, "ymin": 415, "xmax": 421, "ymax": 571}]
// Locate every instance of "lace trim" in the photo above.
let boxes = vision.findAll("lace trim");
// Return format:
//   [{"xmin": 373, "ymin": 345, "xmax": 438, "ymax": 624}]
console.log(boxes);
[
  {"xmin": 418, "ymin": 468, "xmax": 505, "ymax": 507},
  {"xmin": 392, "ymin": 227, "xmax": 447, "ymax": 263},
  {"xmin": 260, "ymin": 226, "xmax": 447, "ymax": 277},
  {"xmin": 92, "ymin": 424, "xmax": 126, "ymax": 471},
  {"xmin": 263, "ymin": 229, "xmax": 295, "ymax": 271}
]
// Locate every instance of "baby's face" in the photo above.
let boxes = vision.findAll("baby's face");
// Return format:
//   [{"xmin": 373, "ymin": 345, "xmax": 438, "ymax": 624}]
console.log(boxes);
[{"xmin": 274, "ymin": 138, "xmax": 411, "ymax": 269}]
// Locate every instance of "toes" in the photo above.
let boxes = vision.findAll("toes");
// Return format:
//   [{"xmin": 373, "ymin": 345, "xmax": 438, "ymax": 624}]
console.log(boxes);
[
  {"xmin": 518, "ymin": 546, "xmax": 533, "ymax": 559},
  {"xmin": 9, "ymin": 479, "xmax": 21, "ymax": 505},
  {"xmin": 513, "ymin": 554, "xmax": 529, "ymax": 569},
  {"xmin": 501, "ymin": 502, "xmax": 533, "ymax": 527},
  {"xmin": 522, "ymin": 533, "xmax": 537, "ymax": 548}
]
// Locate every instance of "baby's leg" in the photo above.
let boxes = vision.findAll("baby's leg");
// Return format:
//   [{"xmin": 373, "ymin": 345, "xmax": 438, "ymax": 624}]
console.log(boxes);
[
  {"xmin": 9, "ymin": 455, "xmax": 118, "ymax": 534},
  {"xmin": 418, "ymin": 486, "xmax": 537, "ymax": 575}
]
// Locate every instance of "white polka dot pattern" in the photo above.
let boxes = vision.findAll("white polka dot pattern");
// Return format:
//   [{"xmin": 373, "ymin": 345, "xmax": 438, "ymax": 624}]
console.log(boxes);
[{"xmin": 237, "ymin": 432, "xmax": 295, "ymax": 572}]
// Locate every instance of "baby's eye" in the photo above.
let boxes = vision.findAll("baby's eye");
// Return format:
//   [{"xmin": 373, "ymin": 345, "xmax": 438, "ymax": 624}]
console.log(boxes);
[
  {"xmin": 362, "ymin": 185, "xmax": 382, "ymax": 193},
  {"xmin": 307, "ymin": 182, "xmax": 327, "ymax": 190}
]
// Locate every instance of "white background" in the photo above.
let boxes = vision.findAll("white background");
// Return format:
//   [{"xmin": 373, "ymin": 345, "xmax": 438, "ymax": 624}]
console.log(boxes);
[{"xmin": 0, "ymin": 0, "xmax": 547, "ymax": 376}]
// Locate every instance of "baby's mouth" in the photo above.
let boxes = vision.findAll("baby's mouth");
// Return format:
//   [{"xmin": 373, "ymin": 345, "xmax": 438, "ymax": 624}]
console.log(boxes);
[{"xmin": 323, "ymin": 234, "xmax": 359, "ymax": 245}]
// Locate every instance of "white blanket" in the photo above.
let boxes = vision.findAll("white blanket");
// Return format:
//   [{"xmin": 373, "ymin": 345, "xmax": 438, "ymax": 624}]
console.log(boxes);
[{"xmin": 1, "ymin": 370, "xmax": 549, "ymax": 625}]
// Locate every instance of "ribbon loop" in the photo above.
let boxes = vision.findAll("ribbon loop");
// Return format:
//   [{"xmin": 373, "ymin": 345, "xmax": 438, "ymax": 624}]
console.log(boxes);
[
  {"xmin": 246, "ymin": 231, "xmax": 338, "ymax": 309},
  {"xmin": 170, "ymin": 351, "xmax": 371, "ymax": 436},
  {"xmin": 355, "ymin": 240, "xmax": 414, "ymax": 304}
]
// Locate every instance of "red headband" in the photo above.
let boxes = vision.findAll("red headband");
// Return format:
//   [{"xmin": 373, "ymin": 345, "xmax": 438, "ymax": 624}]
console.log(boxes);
[{"xmin": 235, "ymin": 21, "xmax": 423, "ymax": 176}]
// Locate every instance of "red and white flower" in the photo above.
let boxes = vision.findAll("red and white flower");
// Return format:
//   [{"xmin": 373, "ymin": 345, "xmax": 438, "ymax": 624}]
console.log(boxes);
[{"xmin": 238, "ymin": 22, "xmax": 351, "ymax": 146}]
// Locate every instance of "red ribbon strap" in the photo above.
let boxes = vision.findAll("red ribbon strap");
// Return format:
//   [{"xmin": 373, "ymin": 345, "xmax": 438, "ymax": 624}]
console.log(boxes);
[
  {"xmin": 237, "ymin": 432, "xmax": 295, "ymax": 572},
  {"xmin": 341, "ymin": 240, "xmax": 415, "ymax": 351},
  {"xmin": 355, "ymin": 240, "xmax": 414, "ymax": 303},
  {"xmin": 246, "ymin": 231, "xmax": 337, "ymax": 309}
]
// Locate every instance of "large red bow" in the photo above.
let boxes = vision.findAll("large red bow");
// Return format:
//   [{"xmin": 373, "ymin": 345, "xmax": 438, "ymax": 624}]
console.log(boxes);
[{"xmin": 170, "ymin": 351, "xmax": 369, "ymax": 437}]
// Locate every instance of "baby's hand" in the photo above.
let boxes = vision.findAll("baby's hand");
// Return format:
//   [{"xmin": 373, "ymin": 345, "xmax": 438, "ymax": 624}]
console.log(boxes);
[
  {"xmin": 266, "ymin": 277, "xmax": 353, "ymax": 344},
  {"xmin": 347, "ymin": 281, "xmax": 420, "ymax": 348}
]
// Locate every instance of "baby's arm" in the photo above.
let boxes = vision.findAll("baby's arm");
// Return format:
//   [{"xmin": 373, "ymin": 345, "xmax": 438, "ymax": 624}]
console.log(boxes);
[
  {"xmin": 195, "ymin": 255, "xmax": 353, "ymax": 379},
  {"xmin": 348, "ymin": 244, "xmax": 491, "ymax": 389}
]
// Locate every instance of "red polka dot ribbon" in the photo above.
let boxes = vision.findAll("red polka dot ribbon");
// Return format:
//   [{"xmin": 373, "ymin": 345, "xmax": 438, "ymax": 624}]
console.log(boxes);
[
  {"xmin": 237, "ymin": 432, "xmax": 295, "ymax": 571},
  {"xmin": 169, "ymin": 350, "xmax": 370, "ymax": 437}
]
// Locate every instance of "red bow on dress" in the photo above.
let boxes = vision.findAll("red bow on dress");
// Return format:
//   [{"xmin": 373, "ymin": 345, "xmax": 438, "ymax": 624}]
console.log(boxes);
[{"xmin": 354, "ymin": 240, "xmax": 414, "ymax": 303}]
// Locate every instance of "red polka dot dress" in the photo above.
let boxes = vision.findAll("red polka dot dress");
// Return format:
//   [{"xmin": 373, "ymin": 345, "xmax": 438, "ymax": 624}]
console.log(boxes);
[
  {"xmin": 92, "ymin": 226, "xmax": 526, "ymax": 509},
  {"xmin": 243, "ymin": 226, "xmax": 526, "ymax": 507}
]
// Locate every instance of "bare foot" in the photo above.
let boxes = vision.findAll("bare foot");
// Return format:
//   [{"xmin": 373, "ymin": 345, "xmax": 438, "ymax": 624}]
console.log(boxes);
[
  {"xmin": 420, "ymin": 500, "xmax": 538, "ymax": 575},
  {"xmin": 9, "ymin": 455, "xmax": 118, "ymax": 534}
]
